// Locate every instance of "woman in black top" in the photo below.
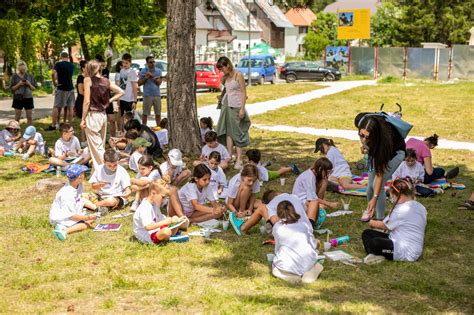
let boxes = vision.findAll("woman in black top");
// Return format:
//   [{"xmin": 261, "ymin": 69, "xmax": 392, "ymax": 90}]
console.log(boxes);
[
  {"xmin": 75, "ymin": 60, "xmax": 87, "ymax": 143},
  {"xmin": 124, "ymin": 119, "xmax": 162, "ymax": 158},
  {"xmin": 355, "ymin": 114, "xmax": 406, "ymax": 220}
]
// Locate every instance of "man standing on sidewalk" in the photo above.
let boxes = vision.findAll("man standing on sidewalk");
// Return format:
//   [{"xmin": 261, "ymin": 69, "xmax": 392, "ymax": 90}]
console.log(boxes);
[
  {"xmin": 48, "ymin": 52, "xmax": 75, "ymax": 130},
  {"xmin": 138, "ymin": 56, "xmax": 162, "ymax": 126}
]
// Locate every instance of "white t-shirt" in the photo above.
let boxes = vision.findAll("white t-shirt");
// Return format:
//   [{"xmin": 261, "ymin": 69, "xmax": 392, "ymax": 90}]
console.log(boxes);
[
  {"xmin": 292, "ymin": 169, "xmax": 318, "ymax": 202},
  {"xmin": 325, "ymin": 146, "xmax": 351, "ymax": 178},
  {"xmin": 392, "ymin": 161, "xmax": 425, "ymax": 182},
  {"xmin": 119, "ymin": 68, "xmax": 138, "ymax": 102},
  {"xmin": 272, "ymin": 219, "xmax": 318, "ymax": 276},
  {"xmin": 27, "ymin": 132, "xmax": 45, "ymax": 155},
  {"xmin": 49, "ymin": 183, "xmax": 86, "ymax": 227},
  {"xmin": 178, "ymin": 182, "xmax": 215, "ymax": 216},
  {"xmin": 159, "ymin": 161, "xmax": 183, "ymax": 182},
  {"xmin": 257, "ymin": 162, "xmax": 269, "ymax": 182},
  {"xmin": 136, "ymin": 169, "xmax": 162, "ymax": 181},
  {"xmin": 227, "ymin": 173, "xmax": 260, "ymax": 200},
  {"xmin": 54, "ymin": 136, "xmax": 81, "ymax": 157},
  {"xmin": 0, "ymin": 129, "xmax": 17, "ymax": 151},
  {"xmin": 266, "ymin": 193, "xmax": 312, "ymax": 232},
  {"xmin": 89, "ymin": 164, "xmax": 131, "ymax": 198},
  {"xmin": 201, "ymin": 143, "xmax": 230, "ymax": 161},
  {"xmin": 133, "ymin": 198, "xmax": 166, "ymax": 244},
  {"xmin": 200, "ymin": 127, "xmax": 210, "ymax": 143},
  {"xmin": 155, "ymin": 129, "xmax": 168, "ymax": 147},
  {"xmin": 206, "ymin": 164, "xmax": 227, "ymax": 199},
  {"xmin": 384, "ymin": 200, "xmax": 427, "ymax": 261},
  {"xmin": 129, "ymin": 151, "xmax": 142, "ymax": 173}
]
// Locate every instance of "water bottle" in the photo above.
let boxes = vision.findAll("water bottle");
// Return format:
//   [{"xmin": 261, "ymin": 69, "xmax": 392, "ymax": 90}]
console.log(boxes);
[
  {"xmin": 330, "ymin": 235, "xmax": 350, "ymax": 247},
  {"xmin": 56, "ymin": 166, "xmax": 61, "ymax": 177}
]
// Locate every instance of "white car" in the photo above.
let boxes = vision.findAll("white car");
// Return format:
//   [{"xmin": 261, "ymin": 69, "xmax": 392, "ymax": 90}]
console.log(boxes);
[{"xmin": 110, "ymin": 59, "xmax": 167, "ymax": 98}]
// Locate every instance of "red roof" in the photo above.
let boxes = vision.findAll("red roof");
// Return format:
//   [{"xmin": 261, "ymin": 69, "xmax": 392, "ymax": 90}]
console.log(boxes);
[{"xmin": 285, "ymin": 8, "xmax": 316, "ymax": 26}]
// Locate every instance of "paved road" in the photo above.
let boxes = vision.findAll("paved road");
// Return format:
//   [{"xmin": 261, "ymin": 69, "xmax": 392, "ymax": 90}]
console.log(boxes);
[{"xmin": 0, "ymin": 95, "xmax": 54, "ymax": 125}]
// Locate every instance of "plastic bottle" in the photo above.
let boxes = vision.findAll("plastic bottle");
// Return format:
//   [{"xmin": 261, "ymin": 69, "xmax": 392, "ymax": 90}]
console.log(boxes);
[
  {"xmin": 56, "ymin": 166, "xmax": 61, "ymax": 177},
  {"xmin": 330, "ymin": 235, "xmax": 350, "ymax": 247}
]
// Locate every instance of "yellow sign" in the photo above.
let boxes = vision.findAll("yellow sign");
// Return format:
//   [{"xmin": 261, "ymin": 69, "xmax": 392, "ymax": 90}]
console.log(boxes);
[{"xmin": 337, "ymin": 9, "xmax": 371, "ymax": 40}]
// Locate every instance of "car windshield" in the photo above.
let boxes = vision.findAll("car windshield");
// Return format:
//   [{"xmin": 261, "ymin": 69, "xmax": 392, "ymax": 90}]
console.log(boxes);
[
  {"xmin": 156, "ymin": 62, "xmax": 167, "ymax": 72},
  {"xmin": 238, "ymin": 59, "xmax": 263, "ymax": 68},
  {"xmin": 196, "ymin": 64, "xmax": 215, "ymax": 72}
]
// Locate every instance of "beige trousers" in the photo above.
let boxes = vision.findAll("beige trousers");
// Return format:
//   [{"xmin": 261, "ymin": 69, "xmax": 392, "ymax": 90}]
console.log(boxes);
[{"xmin": 85, "ymin": 111, "xmax": 107, "ymax": 169}]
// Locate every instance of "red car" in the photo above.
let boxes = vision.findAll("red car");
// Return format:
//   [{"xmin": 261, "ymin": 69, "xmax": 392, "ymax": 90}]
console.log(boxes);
[{"xmin": 195, "ymin": 62, "xmax": 224, "ymax": 91}]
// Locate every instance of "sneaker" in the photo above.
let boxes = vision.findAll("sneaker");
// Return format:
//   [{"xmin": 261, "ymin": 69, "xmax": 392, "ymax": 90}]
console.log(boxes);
[
  {"xmin": 264, "ymin": 220, "xmax": 273, "ymax": 234},
  {"xmin": 98, "ymin": 206, "xmax": 109, "ymax": 217},
  {"xmin": 234, "ymin": 162, "xmax": 243, "ymax": 170},
  {"xmin": 289, "ymin": 163, "xmax": 300, "ymax": 175},
  {"xmin": 360, "ymin": 210, "xmax": 371, "ymax": 222},
  {"xmin": 301, "ymin": 263, "xmax": 324, "ymax": 284},
  {"xmin": 169, "ymin": 233, "xmax": 190, "ymax": 243},
  {"xmin": 229, "ymin": 211, "xmax": 245, "ymax": 236},
  {"xmin": 129, "ymin": 200, "xmax": 140, "ymax": 212},
  {"xmin": 363, "ymin": 254, "xmax": 386, "ymax": 265},
  {"xmin": 433, "ymin": 188, "xmax": 444, "ymax": 195},
  {"xmin": 45, "ymin": 125, "xmax": 57, "ymax": 131},
  {"xmin": 445, "ymin": 167, "xmax": 459, "ymax": 179},
  {"xmin": 22, "ymin": 153, "xmax": 29, "ymax": 161},
  {"xmin": 53, "ymin": 224, "xmax": 67, "ymax": 241}
]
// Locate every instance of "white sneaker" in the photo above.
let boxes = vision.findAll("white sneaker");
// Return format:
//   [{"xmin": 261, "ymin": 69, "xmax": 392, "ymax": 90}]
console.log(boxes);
[
  {"xmin": 301, "ymin": 263, "xmax": 324, "ymax": 284},
  {"xmin": 360, "ymin": 210, "xmax": 371, "ymax": 222},
  {"xmin": 130, "ymin": 200, "xmax": 140, "ymax": 212},
  {"xmin": 364, "ymin": 254, "xmax": 386, "ymax": 265}
]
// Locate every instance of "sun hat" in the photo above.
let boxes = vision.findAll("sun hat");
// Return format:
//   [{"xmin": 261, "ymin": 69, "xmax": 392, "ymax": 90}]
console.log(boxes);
[
  {"xmin": 23, "ymin": 126, "xmax": 36, "ymax": 139},
  {"xmin": 65, "ymin": 164, "xmax": 88, "ymax": 180},
  {"xmin": 168, "ymin": 148, "xmax": 183, "ymax": 167},
  {"xmin": 132, "ymin": 137, "xmax": 152, "ymax": 148},
  {"xmin": 7, "ymin": 120, "xmax": 20, "ymax": 130}
]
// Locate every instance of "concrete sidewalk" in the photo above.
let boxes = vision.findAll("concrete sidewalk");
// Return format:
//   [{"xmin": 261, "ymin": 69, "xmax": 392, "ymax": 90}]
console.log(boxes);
[{"xmin": 0, "ymin": 95, "xmax": 54, "ymax": 125}]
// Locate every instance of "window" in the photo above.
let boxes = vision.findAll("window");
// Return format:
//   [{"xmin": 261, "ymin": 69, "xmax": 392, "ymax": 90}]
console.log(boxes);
[
  {"xmin": 299, "ymin": 26, "xmax": 308, "ymax": 34},
  {"xmin": 307, "ymin": 62, "xmax": 320, "ymax": 69},
  {"xmin": 298, "ymin": 44, "xmax": 304, "ymax": 53}
]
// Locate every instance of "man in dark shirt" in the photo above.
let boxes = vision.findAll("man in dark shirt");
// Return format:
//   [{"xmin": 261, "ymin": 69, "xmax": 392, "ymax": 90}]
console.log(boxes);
[{"xmin": 48, "ymin": 52, "xmax": 75, "ymax": 130}]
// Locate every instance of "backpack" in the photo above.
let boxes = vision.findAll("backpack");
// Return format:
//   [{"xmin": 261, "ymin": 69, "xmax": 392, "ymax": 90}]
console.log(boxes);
[{"xmin": 360, "ymin": 103, "xmax": 413, "ymax": 139}]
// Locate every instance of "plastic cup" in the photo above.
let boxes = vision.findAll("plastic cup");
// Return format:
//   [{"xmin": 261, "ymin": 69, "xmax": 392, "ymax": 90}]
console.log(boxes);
[
  {"xmin": 259, "ymin": 225, "xmax": 266, "ymax": 235},
  {"xmin": 343, "ymin": 203, "xmax": 350, "ymax": 210},
  {"xmin": 266, "ymin": 253, "xmax": 275, "ymax": 264},
  {"xmin": 222, "ymin": 220, "xmax": 229, "ymax": 231},
  {"xmin": 324, "ymin": 241, "xmax": 331, "ymax": 252},
  {"xmin": 280, "ymin": 178, "xmax": 286, "ymax": 186}
]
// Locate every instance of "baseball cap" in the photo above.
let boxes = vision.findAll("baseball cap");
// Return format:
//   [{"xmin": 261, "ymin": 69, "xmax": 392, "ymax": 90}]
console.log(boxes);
[
  {"xmin": 23, "ymin": 126, "xmax": 36, "ymax": 139},
  {"xmin": 314, "ymin": 138, "xmax": 327, "ymax": 153},
  {"xmin": 133, "ymin": 137, "xmax": 152, "ymax": 148},
  {"xmin": 7, "ymin": 120, "xmax": 20, "ymax": 130},
  {"xmin": 66, "ymin": 164, "xmax": 88, "ymax": 180},
  {"xmin": 168, "ymin": 148, "xmax": 183, "ymax": 167}
]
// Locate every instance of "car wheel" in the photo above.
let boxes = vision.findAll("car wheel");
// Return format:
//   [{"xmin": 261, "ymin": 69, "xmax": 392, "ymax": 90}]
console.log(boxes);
[
  {"xmin": 259, "ymin": 76, "xmax": 264, "ymax": 85},
  {"xmin": 270, "ymin": 74, "xmax": 276, "ymax": 84},
  {"xmin": 324, "ymin": 73, "xmax": 336, "ymax": 81},
  {"xmin": 286, "ymin": 74, "xmax": 296, "ymax": 83}
]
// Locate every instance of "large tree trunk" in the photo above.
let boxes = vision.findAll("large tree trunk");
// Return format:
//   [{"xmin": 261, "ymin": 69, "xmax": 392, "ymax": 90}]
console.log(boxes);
[
  {"xmin": 167, "ymin": 0, "xmax": 201, "ymax": 155},
  {"xmin": 79, "ymin": 33, "xmax": 89, "ymax": 61}
]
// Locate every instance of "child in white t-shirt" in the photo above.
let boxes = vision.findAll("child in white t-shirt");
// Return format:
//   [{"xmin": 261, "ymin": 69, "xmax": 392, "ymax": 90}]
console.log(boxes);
[
  {"xmin": 199, "ymin": 117, "xmax": 213, "ymax": 144},
  {"xmin": 292, "ymin": 157, "xmax": 339, "ymax": 229},
  {"xmin": 160, "ymin": 148, "xmax": 191, "ymax": 186},
  {"xmin": 49, "ymin": 123, "xmax": 91, "ymax": 167},
  {"xmin": 133, "ymin": 180, "xmax": 189, "ymax": 244},
  {"xmin": 362, "ymin": 178, "xmax": 427, "ymax": 264},
  {"xmin": 196, "ymin": 130, "xmax": 231, "ymax": 170},
  {"xmin": 314, "ymin": 138, "xmax": 366, "ymax": 190},
  {"xmin": 245, "ymin": 149, "xmax": 300, "ymax": 185},
  {"xmin": 129, "ymin": 137, "xmax": 151, "ymax": 173},
  {"xmin": 154, "ymin": 118, "xmax": 169, "ymax": 150},
  {"xmin": 167, "ymin": 164, "xmax": 225, "ymax": 223},
  {"xmin": 49, "ymin": 164, "xmax": 98, "ymax": 241},
  {"xmin": 89, "ymin": 149, "xmax": 132, "ymax": 212},
  {"xmin": 205, "ymin": 151, "xmax": 228, "ymax": 200},
  {"xmin": 0, "ymin": 120, "xmax": 21, "ymax": 151},
  {"xmin": 392, "ymin": 149, "xmax": 425, "ymax": 182},
  {"xmin": 13, "ymin": 125, "xmax": 45, "ymax": 159},
  {"xmin": 226, "ymin": 164, "xmax": 261, "ymax": 218},
  {"xmin": 272, "ymin": 200, "xmax": 323, "ymax": 284},
  {"xmin": 130, "ymin": 155, "xmax": 162, "ymax": 211}
]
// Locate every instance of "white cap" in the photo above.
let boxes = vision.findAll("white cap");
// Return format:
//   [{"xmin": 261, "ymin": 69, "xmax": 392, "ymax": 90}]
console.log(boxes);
[{"xmin": 168, "ymin": 148, "xmax": 183, "ymax": 167}]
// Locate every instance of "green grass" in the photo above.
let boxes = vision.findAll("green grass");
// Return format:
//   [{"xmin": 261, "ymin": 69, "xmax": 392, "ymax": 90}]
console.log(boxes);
[{"xmin": 252, "ymin": 81, "xmax": 474, "ymax": 142}]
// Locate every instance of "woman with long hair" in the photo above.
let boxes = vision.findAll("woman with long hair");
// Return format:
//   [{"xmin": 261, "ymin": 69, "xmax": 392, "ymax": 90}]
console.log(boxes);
[{"xmin": 80, "ymin": 60, "xmax": 124, "ymax": 169}]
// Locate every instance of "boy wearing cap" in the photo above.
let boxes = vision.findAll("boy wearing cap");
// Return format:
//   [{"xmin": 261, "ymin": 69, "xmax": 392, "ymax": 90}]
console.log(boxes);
[
  {"xmin": 160, "ymin": 148, "xmax": 191, "ymax": 186},
  {"xmin": 89, "ymin": 149, "xmax": 132, "ymax": 212},
  {"xmin": 13, "ymin": 125, "xmax": 45, "ymax": 159},
  {"xmin": 129, "ymin": 137, "xmax": 151, "ymax": 173},
  {"xmin": 0, "ymin": 120, "xmax": 21, "ymax": 151},
  {"xmin": 49, "ymin": 164, "xmax": 98, "ymax": 241}
]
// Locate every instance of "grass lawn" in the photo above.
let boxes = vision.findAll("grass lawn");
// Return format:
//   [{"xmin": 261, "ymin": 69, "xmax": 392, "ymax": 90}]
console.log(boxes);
[
  {"xmin": 0, "ymin": 123, "xmax": 473, "ymax": 312},
  {"xmin": 251, "ymin": 81, "xmax": 474, "ymax": 142}
]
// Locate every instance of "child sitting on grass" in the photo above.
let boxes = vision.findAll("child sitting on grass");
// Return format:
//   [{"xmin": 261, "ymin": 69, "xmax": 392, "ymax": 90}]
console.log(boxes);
[
  {"xmin": 49, "ymin": 123, "xmax": 91, "ymax": 167},
  {"xmin": 13, "ymin": 125, "xmax": 45, "ymax": 160},
  {"xmin": 362, "ymin": 178, "xmax": 427, "ymax": 264},
  {"xmin": 314, "ymin": 138, "xmax": 366, "ymax": 190},
  {"xmin": 154, "ymin": 118, "xmax": 169, "ymax": 150},
  {"xmin": 196, "ymin": 131, "xmax": 231, "ymax": 170},
  {"xmin": 160, "ymin": 148, "xmax": 191, "ymax": 186},
  {"xmin": 227, "ymin": 164, "xmax": 261, "ymax": 221},
  {"xmin": 168, "ymin": 164, "xmax": 226, "ymax": 223},
  {"xmin": 0, "ymin": 120, "xmax": 21, "ymax": 152},
  {"xmin": 205, "ymin": 151, "xmax": 228, "ymax": 200},
  {"xmin": 108, "ymin": 111, "xmax": 135, "ymax": 149},
  {"xmin": 245, "ymin": 149, "xmax": 300, "ymax": 185},
  {"xmin": 49, "ymin": 164, "xmax": 98, "ymax": 241},
  {"xmin": 199, "ymin": 116, "xmax": 213, "ymax": 144},
  {"xmin": 272, "ymin": 200, "xmax": 323, "ymax": 284},
  {"xmin": 89, "ymin": 149, "xmax": 131, "ymax": 213},
  {"xmin": 130, "ymin": 155, "xmax": 162, "ymax": 211},
  {"xmin": 133, "ymin": 180, "xmax": 190, "ymax": 244},
  {"xmin": 129, "ymin": 137, "xmax": 151, "ymax": 173}
]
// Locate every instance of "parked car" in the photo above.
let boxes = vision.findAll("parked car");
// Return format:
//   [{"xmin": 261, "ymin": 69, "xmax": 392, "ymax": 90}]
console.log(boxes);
[
  {"xmin": 195, "ymin": 62, "xmax": 224, "ymax": 91},
  {"xmin": 236, "ymin": 55, "xmax": 276, "ymax": 85},
  {"xmin": 109, "ymin": 59, "xmax": 168, "ymax": 97},
  {"xmin": 279, "ymin": 61, "xmax": 341, "ymax": 83}
]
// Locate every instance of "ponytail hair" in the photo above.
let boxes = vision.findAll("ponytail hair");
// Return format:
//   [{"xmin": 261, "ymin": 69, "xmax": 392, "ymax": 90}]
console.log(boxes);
[
  {"xmin": 240, "ymin": 164, "xmax": 259, "ymax": 180},
  {"xmin": 387, "ymin": 178, "xmax": 416, "ymax": 217},
  {"xmin": 148, "ymin": 179, "xmax": 171, "ymax": 197},
  {"xmin": 138, "ymin": 154, "xmax": 162, "ymax": 177},
  {"xmin": 190, "ymin": 164, "xmax": 211, "ymax": 183},
  {"xmin": 200, "ymin": 117, "xmax": 213, "ymax": 130},
  {"xmin": 424, "ymin": 134, "xmax": 439, "ymax": 147},
  {"xmin": 277, "ymin": 200, "xmax": 300, "ymax": 224},
  {"xmin": 312, "ymin": 157, "xmax": 333, "ymax": 191}
]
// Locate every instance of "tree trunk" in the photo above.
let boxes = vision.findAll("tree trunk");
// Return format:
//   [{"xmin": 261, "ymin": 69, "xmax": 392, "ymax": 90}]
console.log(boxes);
[
  {"xmin": 166, "ymin": 0, "xmax": 201, "ymax": 155},
  {"xmin": 79, "ymin": 33, "xmax": 90, "ymax": 61}
]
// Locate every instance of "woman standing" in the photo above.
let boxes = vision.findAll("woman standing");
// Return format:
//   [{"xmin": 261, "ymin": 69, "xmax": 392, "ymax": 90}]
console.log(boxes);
[
  {"xmin": 355, "ymin": 114, "xmax": 405, "ymax": 220},
  {"xmin": 10, "ymin": 61, "xmax": 37, "ymax": 125},
  {"xmin": 75, "ymin": 60, "xmax": 87, "ymax": 144},
  {"xmin": 215, "ymin": 56, "xmax": 251, "ymax": 170},
  {"xmin": 80, "ymin": 60, "xmax": 124, "ymax": 169}
]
